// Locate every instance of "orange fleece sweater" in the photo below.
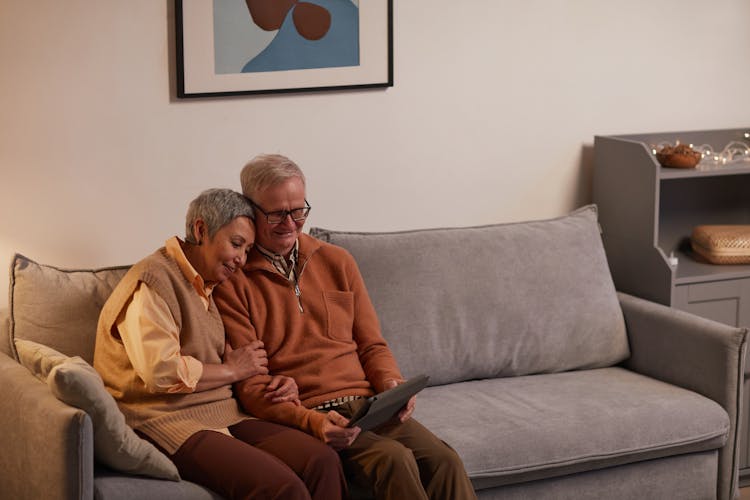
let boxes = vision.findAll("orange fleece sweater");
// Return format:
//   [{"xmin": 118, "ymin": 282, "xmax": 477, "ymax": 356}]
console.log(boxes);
[{"xmin": 214, "ymin": 234, "xmax": 402, "ymax": 440}]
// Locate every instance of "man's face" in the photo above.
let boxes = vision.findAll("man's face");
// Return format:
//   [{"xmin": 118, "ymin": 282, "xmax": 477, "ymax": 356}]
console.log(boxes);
[{"xmin": 251, "ymin": 176, "xmax": 307, "ymax": 256}]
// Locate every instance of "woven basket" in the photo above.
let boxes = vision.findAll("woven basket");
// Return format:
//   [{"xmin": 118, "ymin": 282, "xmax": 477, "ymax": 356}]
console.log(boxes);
[{"xmin": 691, "ymin": 225, "xmax": 750, "ymax": 264}]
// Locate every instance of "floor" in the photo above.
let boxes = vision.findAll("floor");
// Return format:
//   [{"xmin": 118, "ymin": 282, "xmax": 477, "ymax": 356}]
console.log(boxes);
[{"xmin": 742, "ymin": 486, "xmax": 750, "ymax": 500}]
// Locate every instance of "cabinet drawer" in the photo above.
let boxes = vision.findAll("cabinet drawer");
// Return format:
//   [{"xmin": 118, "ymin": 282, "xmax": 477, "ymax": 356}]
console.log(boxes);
[
  {"xmin": 674, "ymin": 278, "xmax": 750, "ymax": 326},
  {"xmin": 674, "ymin": 277, "xmax": 750, "ymax": 373}
]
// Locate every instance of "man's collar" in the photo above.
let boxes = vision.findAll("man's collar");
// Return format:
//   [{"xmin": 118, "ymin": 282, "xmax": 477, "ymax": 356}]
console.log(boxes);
[
  {"xmin": 255, "ymin": 239, "xmax": 299, "ymax": 262},
  {"xmin": 244, "ymin": 234, "xmax": 321, "ymax": 273}
]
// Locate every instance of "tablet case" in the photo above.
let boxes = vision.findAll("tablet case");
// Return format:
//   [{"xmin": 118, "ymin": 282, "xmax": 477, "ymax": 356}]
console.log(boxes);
[{"xmin": 347, "ymin": 374, "xmax": 430, "ymax": 431}]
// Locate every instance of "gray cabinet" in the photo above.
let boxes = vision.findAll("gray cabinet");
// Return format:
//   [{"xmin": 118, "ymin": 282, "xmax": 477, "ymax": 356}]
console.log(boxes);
[
  {"xmin": 673, "ymin": 278, "xmax": 750, "ymax": 327},
  {"xmin": 593, "ymin": 127, "xmax": 750, "ymax": 482}
]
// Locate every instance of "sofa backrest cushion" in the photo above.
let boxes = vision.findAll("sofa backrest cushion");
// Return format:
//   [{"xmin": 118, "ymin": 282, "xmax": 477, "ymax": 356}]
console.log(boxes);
[
  {"xmin": 8, "ymin": 254, "xmax": 129, "ymax": 364},
  {"xmin": 310, "ymin": 205, "xmax": 628, "ymax": 386}
]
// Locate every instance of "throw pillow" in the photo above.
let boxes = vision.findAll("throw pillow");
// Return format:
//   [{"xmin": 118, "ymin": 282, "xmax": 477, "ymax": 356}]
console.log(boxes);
[
  {"xmin": 14, "ymin": 338, "xmax": 69, "ymax": 382},
  {"xmin": 21, "ymin": 340, "xmax": 180, "ymax": 481}
]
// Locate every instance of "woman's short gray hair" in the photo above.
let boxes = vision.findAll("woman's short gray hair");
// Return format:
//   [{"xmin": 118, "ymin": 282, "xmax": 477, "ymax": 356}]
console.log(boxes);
[
  {"xmin": 184, "ymin": 188, "xmax": 254, "ymax": 244},
  {"xmin": 240, "ymin": 154, "xmax": 306, "ymax": 200}
]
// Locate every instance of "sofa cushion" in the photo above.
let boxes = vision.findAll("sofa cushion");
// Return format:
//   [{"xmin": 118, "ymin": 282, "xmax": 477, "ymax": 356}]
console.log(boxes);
[
  {"xmin": 8, "ymin": 254, "xmax": 129, "ymax": 364},
  {"xmin": 48, "ymin": 357, "xmax": 180, "ymax": 481},
  {"xmin": 413, "ymin": 367, "xmax": 729, "ymax": 490},
  {"xmin": 15, "ymin": 338, "xmax": 179, "ymax": 481},
  {"xmin": 94, "ymin": 465, "xmax": 222, "ymax": 500},
  {"xmin": 310, "ymin": 205, "xmax": 628, "ymax": 385},
  {"xmin": 14, "ymin": 338, "xmax": 69, "ymax": 382}
]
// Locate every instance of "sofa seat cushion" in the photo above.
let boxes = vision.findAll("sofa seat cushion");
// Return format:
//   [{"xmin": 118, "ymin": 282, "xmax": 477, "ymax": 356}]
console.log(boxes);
[
  {"xmin": 413, "ymin": 367, "xmax": 729, "ymax": 490},
  {"xmin": 310, "ymin": 205, "xmax": 628, "ymax": 386},
  {"xmin": 94, "ymin": 466, "xmax": 221, "ymax": 500}
]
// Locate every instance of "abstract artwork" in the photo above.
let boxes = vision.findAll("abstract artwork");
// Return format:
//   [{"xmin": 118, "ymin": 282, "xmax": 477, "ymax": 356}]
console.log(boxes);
[{"xmin": 177, "ymin": 0, "xmax": 392, "ymax": 97}]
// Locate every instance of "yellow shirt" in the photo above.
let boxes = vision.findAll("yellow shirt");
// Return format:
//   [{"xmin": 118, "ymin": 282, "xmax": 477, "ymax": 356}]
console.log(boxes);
[{"xmin": 116, "ymin": 237, "xmax": 210, "ymax": 394}]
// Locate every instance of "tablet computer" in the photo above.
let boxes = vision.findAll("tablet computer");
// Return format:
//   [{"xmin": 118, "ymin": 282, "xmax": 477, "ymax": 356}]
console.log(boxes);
[{"xmin": 347, "ymin": 374, "xmax": 430, "ymax": 431}]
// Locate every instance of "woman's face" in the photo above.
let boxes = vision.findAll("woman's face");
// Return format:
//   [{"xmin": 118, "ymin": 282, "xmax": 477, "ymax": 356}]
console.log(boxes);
[{"xmin": 195, "ymin": 216, "xmax": 255, "ymax": 284}]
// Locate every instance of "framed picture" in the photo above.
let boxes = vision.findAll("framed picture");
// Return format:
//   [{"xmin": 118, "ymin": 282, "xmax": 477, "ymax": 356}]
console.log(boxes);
[{"xmin": 175, "ymin": 0, "xmax": 393, "ymax": 98}]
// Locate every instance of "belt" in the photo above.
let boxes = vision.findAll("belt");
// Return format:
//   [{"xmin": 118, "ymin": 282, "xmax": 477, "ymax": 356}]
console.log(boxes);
[{"xmin": 314, "ymin": 395, "xmax": 362, "ymax": 410}]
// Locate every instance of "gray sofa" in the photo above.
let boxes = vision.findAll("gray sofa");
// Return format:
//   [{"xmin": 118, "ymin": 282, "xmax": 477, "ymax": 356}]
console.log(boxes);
[{"xmin": 0, "ymin": 204, "xmax": 746, "ymax": 499}]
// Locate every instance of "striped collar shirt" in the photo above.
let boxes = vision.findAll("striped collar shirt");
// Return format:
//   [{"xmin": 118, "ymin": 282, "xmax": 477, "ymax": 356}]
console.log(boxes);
[{"xmin": 256, "ymin": 240, "xmax": 300, "ymax": 282}]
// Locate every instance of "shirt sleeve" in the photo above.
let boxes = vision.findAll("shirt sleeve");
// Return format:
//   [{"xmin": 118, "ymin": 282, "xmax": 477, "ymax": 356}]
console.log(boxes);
[{"xmin": 116, "ymin": 281, "xmax": 204, "ymax": 393}]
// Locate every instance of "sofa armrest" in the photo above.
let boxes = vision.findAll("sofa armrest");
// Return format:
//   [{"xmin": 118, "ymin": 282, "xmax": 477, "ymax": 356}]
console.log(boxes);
[
  {"xmin": 618, "ymin": 291, "xmax": 747, "ymax": 500},
  {"xmin": 0, "ymin": 351, "xmax": 94, "ymax": 500},
  {"xmin": 0, "ymin": 308, "xmax": 11, "ymax": 357}
]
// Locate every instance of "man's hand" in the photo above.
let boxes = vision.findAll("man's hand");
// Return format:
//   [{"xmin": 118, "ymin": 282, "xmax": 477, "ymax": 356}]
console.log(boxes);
[
  {"xmin": 265, "ymin": 375, "xmax": 301, "ymax": 405},
  {"xmin": 223, "ymin": 341, "xmax": 269, "ymax": 379},
  {"xmin": 384, "ymin": 378, "xmax": 416, "ymax": 423},
  {"xmin": 319, "ymin": 410, "xmax": 361, "ymax": 450}
]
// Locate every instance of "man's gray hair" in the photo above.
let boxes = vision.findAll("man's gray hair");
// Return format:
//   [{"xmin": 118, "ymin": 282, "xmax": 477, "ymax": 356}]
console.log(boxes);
[
  {"xmin": 240, "ymin": 154, "xmax": 306, "ymax": 200},
  {"xmin": 184, "ymin": 188, "xmax": 254, "ymax": 244}
]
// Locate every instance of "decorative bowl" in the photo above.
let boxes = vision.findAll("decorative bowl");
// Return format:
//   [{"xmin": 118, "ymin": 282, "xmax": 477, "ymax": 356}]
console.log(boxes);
[{"xmin": 655, "ymin": 144, "xmax": 702, "ymax": 168}]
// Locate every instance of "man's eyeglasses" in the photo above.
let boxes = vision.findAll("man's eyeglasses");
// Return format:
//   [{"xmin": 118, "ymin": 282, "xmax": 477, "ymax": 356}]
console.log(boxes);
[{"xmin": 249, "ymin": 199, "xmax": 311, "ymax": 224}]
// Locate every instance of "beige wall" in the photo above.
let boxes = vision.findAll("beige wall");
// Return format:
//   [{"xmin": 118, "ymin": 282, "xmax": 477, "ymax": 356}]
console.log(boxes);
[{"xmin": 1, "ymin": 0, "xmax": 749, "ymax": 308}]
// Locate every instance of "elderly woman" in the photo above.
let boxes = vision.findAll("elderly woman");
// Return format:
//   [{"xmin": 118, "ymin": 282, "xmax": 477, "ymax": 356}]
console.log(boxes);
[{"xmin": 93, "ymin": 188, "xmax": 346, "ymax": 500}]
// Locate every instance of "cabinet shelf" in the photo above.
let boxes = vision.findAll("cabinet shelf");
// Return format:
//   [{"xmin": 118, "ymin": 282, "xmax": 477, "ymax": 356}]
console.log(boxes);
[
  {"xmin": 672, "ymin": 249, "xmax": 750, "ymax": 285},
  {"xmin": 593, "ymin": 127, "xmax": 750, "ymax": 305},
  {"xmin": 660, "ymin": 162, "xmax": 750, "ymax": 180}
]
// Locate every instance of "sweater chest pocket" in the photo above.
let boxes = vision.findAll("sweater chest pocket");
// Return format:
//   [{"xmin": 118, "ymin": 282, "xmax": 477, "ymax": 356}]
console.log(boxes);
[{"xmin": 323, "ymin": 291, "xmax": 354, "ymax": 341}]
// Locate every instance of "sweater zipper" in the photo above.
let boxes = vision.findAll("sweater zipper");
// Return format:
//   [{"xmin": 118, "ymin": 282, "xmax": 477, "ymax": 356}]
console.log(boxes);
[
  {"xmin": 293, "ymin": 281, "xmax": 304, "ymax": 313},
  {"xmin": 293, "ymin": 253, "xmax": 313, "ymax": 314}
]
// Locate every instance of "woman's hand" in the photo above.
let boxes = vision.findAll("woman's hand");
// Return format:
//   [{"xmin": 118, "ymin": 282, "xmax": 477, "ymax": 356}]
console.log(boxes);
[
  {"xmin": 195, "ymin": 341, "xmax": 268, "ymax": 392},
  {"xmin": 384, "ymin": 378, "xmax": 416, "ymax": 423},
  {"xmin": 319, "ymin": 410, "xmax": 361, "ymax": 450},
  {"xmin": 223, "ymin": 341, "xmax": 269, "ymax": 380},
  {"xmin": 265, "ymin": 375, "xmax": 301, "ymax": 405}
]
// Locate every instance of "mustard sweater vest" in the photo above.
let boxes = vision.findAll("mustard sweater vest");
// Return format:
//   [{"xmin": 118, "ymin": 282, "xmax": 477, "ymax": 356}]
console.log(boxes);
[{"xmin": 94, "ymin": 248, "xmax": 246, "ymax": 454}]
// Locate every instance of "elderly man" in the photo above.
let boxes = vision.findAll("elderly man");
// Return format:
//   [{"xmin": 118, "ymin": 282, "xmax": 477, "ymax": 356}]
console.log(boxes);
[{"xmin": 214, "ymin": 154, "xmax": 476, "ymax": 500}]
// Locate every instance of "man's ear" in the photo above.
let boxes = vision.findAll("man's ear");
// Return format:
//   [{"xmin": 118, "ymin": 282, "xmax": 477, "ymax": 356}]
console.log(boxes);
[{"xmin": 192, "ymin": 219, "xmax": 207, "ymax": 245}]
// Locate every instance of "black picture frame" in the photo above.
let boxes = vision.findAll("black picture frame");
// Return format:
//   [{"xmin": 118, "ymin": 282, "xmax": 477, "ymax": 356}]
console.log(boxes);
[{"xmin": 175, "ymin": 0, "xmax": 393, "ymax": 98}]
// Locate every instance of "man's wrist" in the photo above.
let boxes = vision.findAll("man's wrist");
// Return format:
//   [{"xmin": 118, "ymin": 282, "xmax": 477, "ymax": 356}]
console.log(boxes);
[
  {"xmin": 381, "ymin": 377, "xmax": 405, "ymax": 392},
  {"xmin": 309, "ymin": 409, "xmax": 330, "ymax": 440}
]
